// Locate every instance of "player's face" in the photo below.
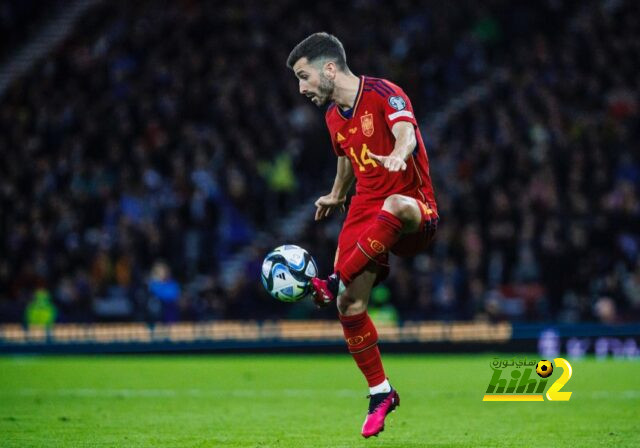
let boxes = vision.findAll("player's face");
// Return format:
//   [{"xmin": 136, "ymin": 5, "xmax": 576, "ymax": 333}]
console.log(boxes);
[{"xmin": 293, "ymin": 58, "xmax": 334, "ymax": 107}]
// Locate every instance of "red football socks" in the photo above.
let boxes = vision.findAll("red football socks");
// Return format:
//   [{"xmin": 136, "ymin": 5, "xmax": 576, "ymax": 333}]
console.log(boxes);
[
  {"xmin": 334, "ymin": 211, "xmax": 400, "ymax": 386},
  {"xmin": 339, "ymin": 311, "xmax": 386, "ymax": 387},
  {"xmin": 338, "ymin": 210, "xmax": 403, "ymax": 284}
]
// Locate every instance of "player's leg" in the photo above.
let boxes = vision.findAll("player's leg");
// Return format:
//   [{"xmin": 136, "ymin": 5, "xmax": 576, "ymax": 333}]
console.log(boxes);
[
  {"xmin": 381, "ymin": 193, "xmax": 423, "ymax": 232},
  {"xmin": 340, "ymin": 194, "xmax": 438, "ymax": 281},
  {"xmin": 337, "ymin": 194, "xmax": 422, "ymax": 285},
  {"xmin": 335, "ymin": 263, "xmax": 399, "ymax": 438},
  {"xmin": 391, "ymin": 198, "xmax": 439, "ymax": 258},
  {"xmin": 338, "ymin": 264, "xmax": 384, "ymax": 388},
  {"xmin": 336, "ymin": 194, "xmax": 428, "ymax": 285},
  {"xmin": 336, "ymin": 261, "xmax": 374, "ymax": 315},
  {"xmin": 311, "ymin": 194, "xmax": 427, "ymax": 305},
  {"xmin": 337, "ymin": 264, "xmax": 383, "ymax": 389}
]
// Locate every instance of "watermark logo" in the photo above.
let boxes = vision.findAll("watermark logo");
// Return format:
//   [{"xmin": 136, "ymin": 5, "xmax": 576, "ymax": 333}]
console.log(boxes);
[{"xmin": 483, "ymin": 357, "xmax": 572, "ymax": 402}]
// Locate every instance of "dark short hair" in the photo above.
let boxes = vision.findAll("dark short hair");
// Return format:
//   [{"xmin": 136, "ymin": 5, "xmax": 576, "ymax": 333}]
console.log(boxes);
[{"xmin": 286, "ymin": 32, "xmax": 348, "ymax": 71}]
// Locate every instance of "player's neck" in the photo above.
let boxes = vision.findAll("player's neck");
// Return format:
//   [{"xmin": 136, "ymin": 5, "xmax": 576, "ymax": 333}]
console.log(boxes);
[{"xmin": 332, "ymin": 73, "xmax": 361, "ymax": 111}]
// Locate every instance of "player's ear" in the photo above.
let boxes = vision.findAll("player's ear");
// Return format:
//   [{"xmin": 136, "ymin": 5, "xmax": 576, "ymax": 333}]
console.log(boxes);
[{"xmin": 323, "ymin": 61, "xmax": 337, "ymax": 80}]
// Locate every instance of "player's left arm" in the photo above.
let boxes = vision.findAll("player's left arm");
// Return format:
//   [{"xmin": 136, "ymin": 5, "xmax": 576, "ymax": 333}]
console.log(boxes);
[
  {"xmin": 368, "ymin": 86, "xmax": 417, "ymax": 172},
  {"xmin": 369, "ymin": 122, "xmax": 415, "ymax": 172}
]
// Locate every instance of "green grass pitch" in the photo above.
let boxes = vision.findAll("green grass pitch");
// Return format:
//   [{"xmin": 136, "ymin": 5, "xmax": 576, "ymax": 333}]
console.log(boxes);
[{"xmin": 1, "ymin": 354, "xmax": 638, "ymax": 447}]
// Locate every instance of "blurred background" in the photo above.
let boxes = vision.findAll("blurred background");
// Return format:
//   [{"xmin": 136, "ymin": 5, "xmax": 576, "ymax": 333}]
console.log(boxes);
[{"xmin": 0, "ymin": 0, "xmax": 638, "ymax": 354}]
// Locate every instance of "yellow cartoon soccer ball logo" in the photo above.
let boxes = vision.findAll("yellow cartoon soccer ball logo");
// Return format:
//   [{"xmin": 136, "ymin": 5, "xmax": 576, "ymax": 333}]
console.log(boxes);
[{"xmin": 536, "ymin": 360, "xmax": 553, "ymax": 378}]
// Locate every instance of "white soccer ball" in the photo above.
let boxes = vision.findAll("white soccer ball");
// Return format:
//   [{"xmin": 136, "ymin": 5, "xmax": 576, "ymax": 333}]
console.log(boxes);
[{"xmin": 260, "ymin": 245, "xmax": 318, "ymax": 302}]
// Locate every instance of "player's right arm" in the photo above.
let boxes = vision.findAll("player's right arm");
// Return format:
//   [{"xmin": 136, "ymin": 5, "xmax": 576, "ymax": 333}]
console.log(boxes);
[{"xmin": 314, "ymin": 156, "xmax": 354, "ymax": 221}]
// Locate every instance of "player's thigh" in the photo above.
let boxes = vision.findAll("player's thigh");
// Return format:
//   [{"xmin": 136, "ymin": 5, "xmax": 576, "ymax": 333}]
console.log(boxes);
[{"xmin": 337, "ymin": 262, "xmax": 378, "ymax": 316}]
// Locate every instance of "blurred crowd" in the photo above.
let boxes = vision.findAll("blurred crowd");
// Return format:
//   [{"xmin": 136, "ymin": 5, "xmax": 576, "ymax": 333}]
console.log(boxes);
[
  {"xmin": 391, "ymin": 0, "xmax": 640, "ymax": 323},
  {"xmin": 0, "ymin": 0, "xmax": 64, "ymax": 63},
  {"xmin": 1, "ymin": 0, "xmax": 638, "ymax": 325}
]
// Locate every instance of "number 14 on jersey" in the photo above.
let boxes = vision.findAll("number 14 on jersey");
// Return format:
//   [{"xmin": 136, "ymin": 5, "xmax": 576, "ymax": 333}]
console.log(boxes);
[{"xmin": 349, "ymin": 143, "xmax": 378, "ymax": 172}]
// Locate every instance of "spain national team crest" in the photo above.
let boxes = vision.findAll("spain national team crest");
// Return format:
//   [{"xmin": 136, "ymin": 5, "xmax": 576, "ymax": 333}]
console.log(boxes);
[{"xmin": 360, "ymin": 112, "xmax": 374, "ymax": 137}]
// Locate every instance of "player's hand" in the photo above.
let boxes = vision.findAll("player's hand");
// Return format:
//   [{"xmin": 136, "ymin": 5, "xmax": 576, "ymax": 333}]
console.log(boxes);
[
  {"xmin": 368, "ymin": 153, "xmax": 407, "ymax": 172},
  {"xmin": 314, "ymin": 194, "xmax": 346, "ymax": 221}
]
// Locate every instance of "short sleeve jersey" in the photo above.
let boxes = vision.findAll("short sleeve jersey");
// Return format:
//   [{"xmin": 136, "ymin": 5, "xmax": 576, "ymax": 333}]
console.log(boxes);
[{"xmin": 325, "ymin": 76, "xmax": 437, "ymax": 212}]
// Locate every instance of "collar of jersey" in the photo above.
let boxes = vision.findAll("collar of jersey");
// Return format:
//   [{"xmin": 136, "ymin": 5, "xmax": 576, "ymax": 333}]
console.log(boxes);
[{"xmin": 336, "ymin": 76, "xmax": 364, "ymax": 120}]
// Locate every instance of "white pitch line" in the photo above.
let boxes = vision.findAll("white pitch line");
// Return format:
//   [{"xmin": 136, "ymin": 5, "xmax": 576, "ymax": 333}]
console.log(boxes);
[
  {"xmin": 3, "ymin": 388, "xmax": 639, "ymax": 399},
  {"xmin": 588, "ymin": 390, "xmax": 640, "ymax": 399},
  {"xmin": 2, "ymin": 388, "xmax": 363, "ymax": 398}
]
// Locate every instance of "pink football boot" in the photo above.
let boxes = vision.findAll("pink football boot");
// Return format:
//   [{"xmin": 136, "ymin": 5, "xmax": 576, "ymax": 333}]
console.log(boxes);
[
  {"xmin": 309, "ymin": 273, "xmax": 341, "ymax": 307},
  {"xmin": 361, "ymin": 389, "xmax": 400, "ymax": 438}
]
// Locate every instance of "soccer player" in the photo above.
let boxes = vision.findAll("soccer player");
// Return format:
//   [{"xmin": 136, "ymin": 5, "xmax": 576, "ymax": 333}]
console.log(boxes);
[{"xmin": 287, "ymin": 33, "xmax": 438, "ymax": 438}]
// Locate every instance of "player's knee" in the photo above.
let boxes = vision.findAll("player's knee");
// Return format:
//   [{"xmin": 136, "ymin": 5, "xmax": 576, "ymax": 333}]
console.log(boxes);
[
  {"xmin": 336, "ymin": 292, "xmax": 355, "ymax": 315},
  {"xmin": 382, "ymin": 194, "xmax": 416, "ymax": 223},
  {"xmin": 337, "ymin": 292, "xmax": 366, "ymax": 316},
  {"xmin": 382, "ymin": 194, "xmax": 403, "ymax": 214}
]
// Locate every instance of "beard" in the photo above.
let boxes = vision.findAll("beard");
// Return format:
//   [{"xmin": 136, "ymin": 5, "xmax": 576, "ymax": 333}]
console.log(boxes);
[{"xmin": 310, "ymin": 73, "xmax": 334, "ymax": 107}]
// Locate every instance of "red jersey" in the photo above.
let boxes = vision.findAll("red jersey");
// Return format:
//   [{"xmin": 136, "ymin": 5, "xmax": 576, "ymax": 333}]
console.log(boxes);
[{"xmin": 325, "ymin": 76, "xmax": 437, "ymax": 213}]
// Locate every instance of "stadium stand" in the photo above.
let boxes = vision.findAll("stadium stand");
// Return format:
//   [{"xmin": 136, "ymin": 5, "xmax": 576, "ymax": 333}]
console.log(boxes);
[
  {"xmin": 0, "ymin": 0, "xmax": 65, "ymax": 63},
  {"xmin": 0, "ymin": 0, "xmax": 638, "ymax": 324}
]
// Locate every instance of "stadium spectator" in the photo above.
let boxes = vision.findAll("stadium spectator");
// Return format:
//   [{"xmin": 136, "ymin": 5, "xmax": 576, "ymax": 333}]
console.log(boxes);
[
  {"xmin": 148, "ymin": 261, "xmax": 181, "ymax": 323},
  {"xmin": 25, "ymin": 288, "xmax": 57, "ymax": 327}
]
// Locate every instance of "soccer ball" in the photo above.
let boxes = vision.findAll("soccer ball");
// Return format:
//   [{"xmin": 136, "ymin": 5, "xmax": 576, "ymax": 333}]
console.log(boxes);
[
  {"xmin": 536, "ymin": 360, "xmax": 553, "ymax": 378},
  {"xmin": 261, "ymin": 245, "xmax": 318, "ymax": 302}
]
